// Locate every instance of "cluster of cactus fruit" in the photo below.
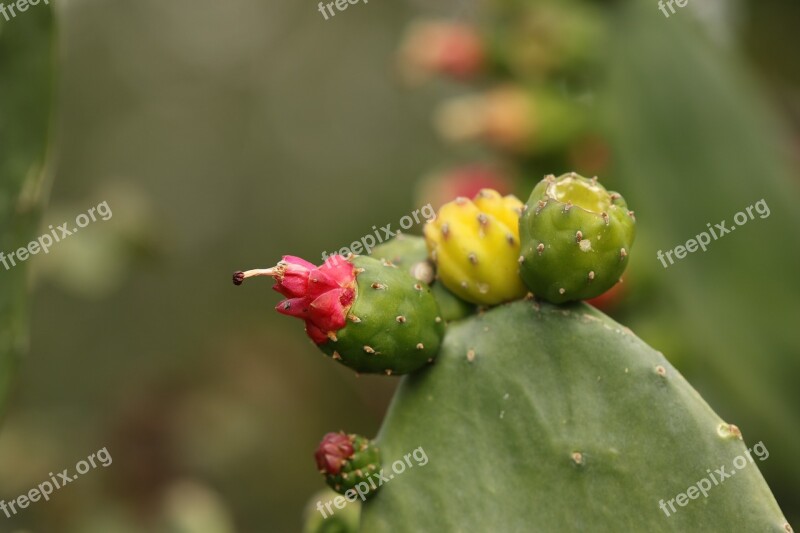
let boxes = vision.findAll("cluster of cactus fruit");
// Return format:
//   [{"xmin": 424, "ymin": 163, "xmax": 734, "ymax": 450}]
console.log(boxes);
[
  {"xmin": 234, "ymin": 172, "xmax": 634, "ymax": 377},
  {"xmin": 235, "ymin": 173, "xmax": 791, "ymax": 531},
  {"xmin": 399, "ymin": 0, "xmax": 631, "ymax": 309}
]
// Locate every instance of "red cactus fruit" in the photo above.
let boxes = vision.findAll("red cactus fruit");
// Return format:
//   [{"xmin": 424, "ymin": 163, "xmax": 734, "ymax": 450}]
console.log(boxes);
[{"xmin": 233, "ymin": 254, "xmax": 445, "ymax": 374}]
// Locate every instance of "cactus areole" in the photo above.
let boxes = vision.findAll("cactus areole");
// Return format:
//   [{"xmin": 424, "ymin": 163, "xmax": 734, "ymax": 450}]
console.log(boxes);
[{"xmin": 234, "ymin": 254, "xmax": 445, "ymax": 375}]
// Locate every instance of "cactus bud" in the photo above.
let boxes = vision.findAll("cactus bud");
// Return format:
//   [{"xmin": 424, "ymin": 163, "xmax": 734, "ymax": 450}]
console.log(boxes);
[
  {"xmin": 233, "ymin": 254, "xmax": 444, "ymax": 374},
  {"xmin": 518, "ymin": 173, "xmax": 636, "ymax": 304},
  {"xmin": 398, "ymin": 20, "xmax": 484, "ymax": 84},
  {"xmin": 424, "ymin": 189, "xmax": 527, "ymax": 305},
  {"xmin": 315, "ymin": 432, "xmax": 354, "ymax": 476},
  {"xmin": 434, "ymin": 86, "xmax": 587, "ymax": 155},
  {"xmin": 315, "ymin": 432, "xmax": 381, "ymax": 498},
  {"xmin": 490, "ymin": 1, "xmax": 608, "ymax": 81}
]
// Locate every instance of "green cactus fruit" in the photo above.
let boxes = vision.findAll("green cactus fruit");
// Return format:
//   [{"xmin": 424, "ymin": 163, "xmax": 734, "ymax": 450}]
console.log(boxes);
[
  {"xmin": 371, "ymin": 235, "xmax": 474, "ymax": 322},
  {"xmin": 321, "ymin": 256, "xmax": 444, "ymax": 374},
  {"xmin": 303, "ymin": 488, "xmax": 360, "ymax": 533},
  {"xmin": 518, "ymin": 173, "xmax": 636, "ymax": 304},
  {"xmin": 425, "ymin": 189, "xmax": 528, "ymax": 306},
  {"xmin": 315, "ymin": 432, "xmax": 381, "ymax": 499},
  {"xmin": 369, "ymin": 233, "xmax": 431, "ymax": 280},
  {"xmin": 360, "ymin": 301, "xmax": 790, "ymax": 531},
  {"xmin": 233, "ymin": 254, "xmax": 444, "ymax": 375}
]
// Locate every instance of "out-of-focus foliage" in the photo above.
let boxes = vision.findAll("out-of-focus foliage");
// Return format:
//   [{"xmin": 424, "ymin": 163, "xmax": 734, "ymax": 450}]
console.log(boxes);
[{"xmin": 0, "ymin": 3, "xmax": 55, "ymax": 414}]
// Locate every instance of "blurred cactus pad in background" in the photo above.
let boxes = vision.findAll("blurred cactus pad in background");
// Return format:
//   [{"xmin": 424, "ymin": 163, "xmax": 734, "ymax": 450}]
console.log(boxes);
[
  {"xmin": 0, "ymin": 0, "xmax": 54, "ymax": 414},
  {"xmin": 2, "ymin": 0, "xmax": 800, "ymax": 531}
]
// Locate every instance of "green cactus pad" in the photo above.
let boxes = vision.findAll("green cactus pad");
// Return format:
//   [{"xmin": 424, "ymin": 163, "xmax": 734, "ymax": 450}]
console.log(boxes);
[
  {"xmin": 519, "ymin": 173, "xmax": 636, "ymax": 303},
  {"xmin": 371, "ymin": 235, "xmax": 474, "ymax": 323},
  {"xmin": 320, "ymin": 256, "xmax": 445, "ymax": 375},
  {"xmin": 360, "ymin": 301, "xmax": 789, "ymax": 531}
]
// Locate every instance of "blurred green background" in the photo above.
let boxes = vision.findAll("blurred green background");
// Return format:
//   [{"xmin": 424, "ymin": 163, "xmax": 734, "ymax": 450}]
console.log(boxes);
[{"xmin": 0, "ymin": 0, "xmax": 798, "ymax": 532}]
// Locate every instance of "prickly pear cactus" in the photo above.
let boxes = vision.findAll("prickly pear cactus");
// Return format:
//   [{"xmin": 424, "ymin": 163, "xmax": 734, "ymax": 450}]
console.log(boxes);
[
  {"xmin": 359, "ymin": 300, "xmax": 790, "ymax": 531},
  {"xmin": 240, "ymin": 191, "xmax": 788, "ymax": 532},
  {"xmin": 247, "ymin": 193, "xmax": 788, "ymax": 531},
  {"xmin": 247, "ymin": 217, "xmax": 789, "ymax": 530},
  {"xmin": 247, "ymin": 0, "xmax": 799, "ymax": 528}
]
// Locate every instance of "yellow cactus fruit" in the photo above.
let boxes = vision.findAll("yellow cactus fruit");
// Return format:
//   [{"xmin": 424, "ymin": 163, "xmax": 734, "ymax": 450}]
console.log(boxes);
[{"xmin": 424, "ymin": 189, "xmax": 527, "ymax": 305}]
